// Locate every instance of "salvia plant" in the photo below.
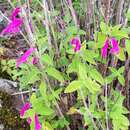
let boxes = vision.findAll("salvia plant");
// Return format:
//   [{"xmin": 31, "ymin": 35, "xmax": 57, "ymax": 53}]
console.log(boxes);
[{"xmin": 0, "ymin": 0, "xmax": 130, "ymax": 130}]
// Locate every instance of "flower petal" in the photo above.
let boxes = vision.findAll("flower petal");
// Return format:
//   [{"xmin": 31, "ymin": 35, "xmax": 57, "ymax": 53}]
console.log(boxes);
[
  {"xmin": 70, "ymin": 37, "xmax": 81, "ymax": 52},
  {"xmin": 27, "ymin": 117, "xmax": 32, "ymax": 125},
  {"xmin": 16, "ymin": 47, "xmax": 36, "ymax": 68},
  {"xmin": 1, "ymin": 19, "xmax": 23, "ymax": 35},
  {"xmin": 20, "ymin": 102, "xmax": 31, "ymax": 117},
  {"xmin": 110, "ymin": 38, "xmax": 119, "ymax": 54},
  {"xmin": 101, "ymin": 38, "xmax": 109, "ymax": 58},
  {"xmin": 35, "ymin": 114, "xmax": 42, "ymax": 130},
  {"xmin": 0, "ymin": 7, "xmax": 23, "ymax": 36},
  {"xmin": 10, "ymin": 7, "xmax": 21, "ymax": 20}
]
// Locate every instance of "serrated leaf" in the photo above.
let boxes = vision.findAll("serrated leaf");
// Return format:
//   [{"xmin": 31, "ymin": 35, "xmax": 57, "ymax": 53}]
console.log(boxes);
[
  {"xmin": 46, "ymin": 67, "xmax": 64, "ymax": 82},
  {"xmin": 64, "ymin": 80, "xmax": 82, "ymax": 93}
]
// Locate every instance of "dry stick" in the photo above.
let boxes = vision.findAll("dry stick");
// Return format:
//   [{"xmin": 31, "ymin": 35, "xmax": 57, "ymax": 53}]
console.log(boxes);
[
  {"xmin": 42, "ymin": 0, "xmax": 52, "ymax": 51},
  {"xmin": 124, "ymin": 2, "xmax": 130, "ymax": 26},
  {"xmin": 66, "ymin": 0, "xmax": 79, "ymax": 28},
  {"xmin": 22, "ymin": 6, "xmax": 71, "ymax": 130},
  {"xmin": 39, "ymin": 1, "xmax": 60, "ymax": 57},
  {"xmin": 116, "ymin": 0, "xmax": 125, "ymax": 24}
]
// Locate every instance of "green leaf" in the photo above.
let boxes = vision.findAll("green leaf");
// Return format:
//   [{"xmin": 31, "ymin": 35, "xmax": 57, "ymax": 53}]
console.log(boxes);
[
  {"xmin": 109, "ymin": 67, "xmax": 118, "ymax": 75},
  {"xmin": 64, "ymin": 80, "xmax": 82, "ymax": 93},
  {"xmin": 78, "ymin": 62, "xmax": 87, "ymax": 80},
  {"xmin": 41, "ymin": 54, "xmax": 53, "ymax": 66},
  {"xmin": 126, "ymin": 10, "xmax": 130, "ymax": 21},
  {"xmin": 82, "ymin": 50, "xmax": 96, "ymax": 65},
  {"xmin": 39, "ymin": 81, "xmax": 46, "ymax": 97},
  {"xmin": 126, "ymin": 39, "xmax": 130, "ymax": 56},
  {"xmin": 105, "ymin": 74, "xmax": 116, "ymax": 84},
  {"xmin": 118, "ymin": 75, "xmax": 125, "ymax": 86},
  {"xmin": 89, "ymin": 68, "xmax": 104, "ymax": 85},
  {"xmin": 118, "ymin": 66, "xmax": 125, "ymax": 74},
  {"xmin": 78, "ymin": 29, "xmax": 86, "ymax": 35},
  {"xmin": 42, "ymin": 122, "xmax": 54, "ymax": 130},
  {"xmin": 66, "ymin": 26, "xmax": 78, "ymax": 35},
  {"xmin": 96, "ymin": 32, "xmax": 106, "ymax": 48},
  {"xmin": 116, "ymin": 48, "xmax": 125, "ymax": 61},
  {"xmin": 31, "ymin": 95, "xmax": 54, "ymax": 115},
  {"xmin": 46, "ymin": 67, "xmax": 64, "ymax": 82},
  {"xmin": 39, "ymin": 81, "xmax": 49, "ymax": 105},
  {"xmin": 83, "ymin": 77, "xmax": 101, "ymax": 93},
  {"xmin": 34, "ymin": 102, "xmax": 54, "ymax": 115},
  {"xmin": 100, "ymin": 22, "xmax": 108, "ymax": 34},
  {"xmin": 67, "ymin": 55, "xmax": 79, "ymax": 73}
]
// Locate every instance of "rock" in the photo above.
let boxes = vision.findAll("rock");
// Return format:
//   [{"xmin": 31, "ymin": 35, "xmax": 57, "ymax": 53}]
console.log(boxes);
[{"xmin": 0, "ymin": 79, "xmax": 18, "ymax": 94}]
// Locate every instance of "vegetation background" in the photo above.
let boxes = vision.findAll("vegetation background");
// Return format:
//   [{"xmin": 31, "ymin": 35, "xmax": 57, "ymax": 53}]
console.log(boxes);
[{"xmin": 0, "ymin": 0, "xmax": 130, "ymax": 130}]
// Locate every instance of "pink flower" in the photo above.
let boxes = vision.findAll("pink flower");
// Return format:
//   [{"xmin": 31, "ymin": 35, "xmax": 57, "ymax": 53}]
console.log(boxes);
[
  {"xmin": 16, "ymin": 47, "xmax": 36, "ymax": 67},
  {"xmin": 0, "ymin": 7, "xmax": 23, "ymax": 35},
  {"xmin": 101, "ymin": 37, "xmax": 120, "ymax": 58},
  {"xmin": 27, "ymin": 117, "xmax": 32, "ymax": 125},
  {"xmin": 101, "ymin": 38, "xmax": 109, "ymax": 58},
  {"xmin": 10, "ymin": 7, "xmax": 21, "ymax": 20},
  {"xmin": 20, "ymin": 102, "xmax": 31, "ymax": 117},
  {"xmin": 70, "ymin": 37, "xmax": 81, "ymax": 52},
  {"xmin": 35, "ymin": 114, "xmax": 42, "ymax": 130},
  {"xmin": 110, "ymin": 38, "xmax": 119, "ymax": 54}
]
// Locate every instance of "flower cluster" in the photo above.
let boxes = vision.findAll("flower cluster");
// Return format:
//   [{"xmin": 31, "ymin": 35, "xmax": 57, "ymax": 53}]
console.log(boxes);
[
  {"xmin": 20, "ymin": 102, "xmax": 42, "ymax": 130},
  {"xmin": 0, "ymin": 7, "xmax": 23, "ymax": 35},
  {"xmin": 101, "ymin": 37, "xmax": 120, "ymax": 58}
]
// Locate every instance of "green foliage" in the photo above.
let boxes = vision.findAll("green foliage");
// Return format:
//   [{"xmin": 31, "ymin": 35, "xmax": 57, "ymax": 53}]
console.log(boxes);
[
  {"xmin": 2, "ymin": 1, "xmax": 129, "ymax": 130},
  {"xmin": 109, "ymin": 91, "xmax": 130, "ymax": 130}
]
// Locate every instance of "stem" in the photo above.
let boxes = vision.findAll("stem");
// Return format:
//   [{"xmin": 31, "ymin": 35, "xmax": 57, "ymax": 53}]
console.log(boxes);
[
  {"xmin": 105, "ymin": 83, "xmax": 109, "ymax": 130},
  {"xmin": 42, "ymin": 0, "xmax": 52, "ymax": 52},
  {"xmin": 80, "ymin": 89, "xmax": 97, "ymax": 129},
  {"xmin": 66, "ymin": 0, "xmax": 79, "ymax": 28}
]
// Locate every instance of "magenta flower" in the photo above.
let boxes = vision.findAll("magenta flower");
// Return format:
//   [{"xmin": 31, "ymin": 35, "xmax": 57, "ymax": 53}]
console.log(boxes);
[
  {"xmin": 16, "ymin": 47, "xmax": 36, "ymax": 67},
  {"xmin": 10, "ymin": 7, "xmax": 21, "ymax": 20},
  {"xmin": 27, "ymin": 117, "xmax": 32, "ymax": 125},
  {"xmin": 20, "ymin": 102, "xmax": 31, "ymax": 117},
  {"xmin": 70, "ymin": 37, "xmax": 81, "ymax": 52},
  {"xmin": 0, "ymin": 7, "xmax": 23, "ymax": 35},
  {"xmin": 101, "ymin": 37, "xmax": 120, "ymax": 58},
  {"xmin": 101, "ymin": 38, "xmax": 109, "ymax": 58},
  {"xmin": 110, "ymin": 38, "xmax": 119, "ymax": 54},
  {"xmin": 35, "ymin": 114, "xmax": 42, "ymax": 130}
]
